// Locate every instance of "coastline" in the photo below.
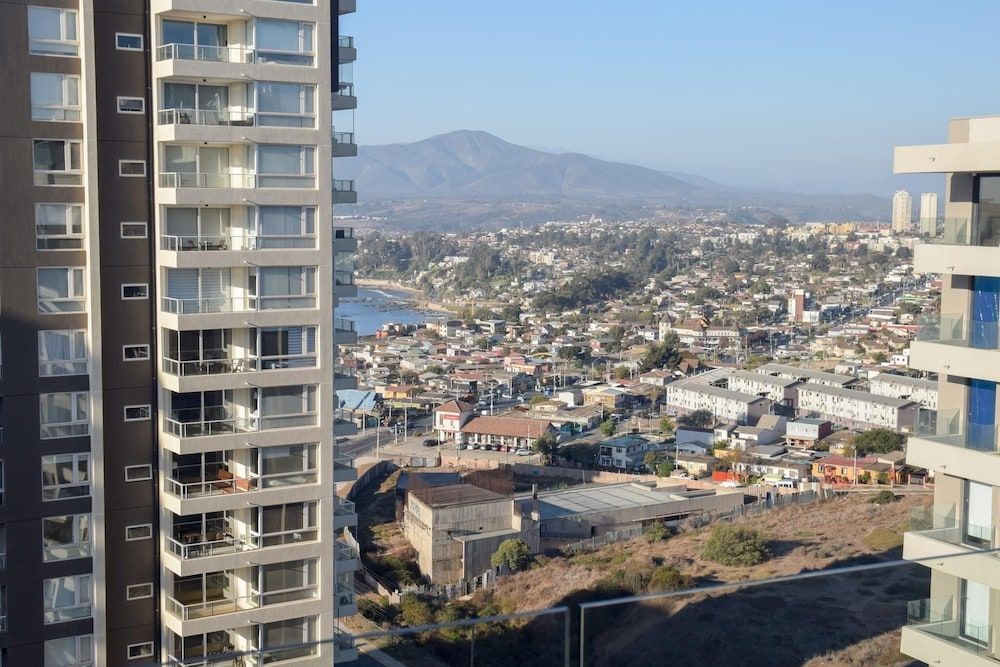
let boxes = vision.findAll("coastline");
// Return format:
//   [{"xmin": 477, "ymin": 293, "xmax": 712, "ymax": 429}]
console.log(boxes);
[{"xmin": 355, "ymin": 278, "xmax": 458, "ymax": 315}]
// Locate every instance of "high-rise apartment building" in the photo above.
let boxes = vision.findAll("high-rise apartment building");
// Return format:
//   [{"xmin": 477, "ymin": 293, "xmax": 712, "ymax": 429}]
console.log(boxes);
[
  {"xmin": 897, "ymin": 116, "xmax": 1000, "ymax": 664},
  {"xmin": 919, "ymin": 192, "xmax": 939, "ymax": 236},
  {"xmin": 0, "ymin": 0, "xmax": 359, "ymax": 664},
  {"xmin": 892, "ymin": 189, "xmax": 913, "ymax": 233}
]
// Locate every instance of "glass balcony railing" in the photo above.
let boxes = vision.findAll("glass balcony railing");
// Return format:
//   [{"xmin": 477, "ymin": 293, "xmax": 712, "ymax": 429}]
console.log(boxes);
[
  {"xmin": 161, "ymin": 295, "xmax": 317, "ymax": 315},
  {"xmin": 333, "ymin": 226, "xmax": 355, "ymax": 239},
  {"xmin": 338, "ymin": 36, "xmax": 355, "ymax": 48},
  {"xmin": 334, "ymin": 270, "xmax": 354, "ymax": 287},
  {"xmin": 163, "ymin": 352, "xmax": 317, "ymax": 376},
  {"xmin": 335, "ymin": 83, "xmax": 355, "ymax": 97},
  {"xmin": 158, "ymin": 108, "xmax": 256, "ymax": 127},
  {"xmin": 915, "ymin": 409, "xmax": 998, "ymax": 453},
  {"xmin": 920, "ymin": 217, "xmax": 1000, "ymax": 248},
  {"xmin": 333, "ymin": 179, "xmax": 356, "ymax": 193},
  {"xmin": 333, "ymin": 131, "xmax": 355, "ymax": 146},
  {"xmin": 916, "ymin": 314, "xmax": 1000, "ymax": 350},
  {"xmin": 159, "ymin": 172, "xmax": 257, "ymax": 189},
  {"xmin": 908, "ymin": 506, "xmax": 996, "ymax": 549},
  {"xmin": 166, "ymin": 527, "xmax": 320, "ymax": 561},
  {"xmin": 334, "ymin": 317, "xmax": 356, "ymax": 334},
  {"xmin": 161, "ymin": 234, "xmax": 318, "ymax": 252},
  {"xmin": 156, "ymin": 43, "xmax": 253, "ymax": 64},
  {"xmin": 907, "ymin": 596, "xmax": 992, "ymax": 655},
  {"xmin": 335, "ymin": 499, "xmax": 356, "ymax": 518}
]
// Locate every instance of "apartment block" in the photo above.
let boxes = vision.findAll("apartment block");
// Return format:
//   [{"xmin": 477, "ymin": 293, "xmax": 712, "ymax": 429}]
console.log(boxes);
[
  {"xmin": 665, "ymin": 370, "xmax": 772, "ymax": 425},
  {"xmin": 869, "ymin": 373, "xmax": 938, "ymax": 410},
  {"xmin": 726, "ymin": 369, "xmax": 801, "ymax": 409},
  {"xmin": 897, "ymin": 115, "xmax": 1000, "ymax": 664},
  {"xmin": 794, "ymin": 383, "xmax": 919, "ymax": 431},
  {"xmin": 0, "ymin": 0, "xmax": 359, "ymax": 664}
]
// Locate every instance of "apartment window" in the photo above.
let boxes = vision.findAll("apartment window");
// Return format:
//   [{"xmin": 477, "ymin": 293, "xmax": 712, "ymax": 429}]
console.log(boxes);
[
  {"xmin": 43, "ymin": 575, "xmax": 92, "ymax": 624},
  {"xmin": 41, "ymin": 453, "xmax": 90, "ymax": 500},
  {"xmin": 115, "ymin": 33, "xmax": 143, "ymax": 51},
  {"xmin": 118, "ymin": 160, "xmax": 146, "ymax": 177},
  {"xmin": 125, "ymin": 584, "xmax": 153, "ymax": 601},
  {"xmin": 160, "ymin": 20, "xmax": 229, "ymax": 62},
  {"xmin": 44, "ymin": 635, "xmax": 94, "ymax": 666},
  {"xmin": 116, "ymin": 96, "xmax": 145, "ymax": 114},
  {"xmin": 38, "ymin": 330, "xmax": 88, "ymax": 376},
  {"xmin": 36, "ymin": 204, "xmax": 84, "ymax": 250},
  {"xmin": 38, "ymin": 268, "xmax": 85, "ymax": 313},
  {"xmin": 254, "ymin": 19, "xmax": 314, "ymax": 65},
  {"xmin": 258, "ymin": 266, "xmax": 316, "ymax": 309},
  {"xmin": 125, "ymin": 524, "xmax": 152, "ymax": 541},
  {"xmin": 259, "ymin": 385, "xmax": 317, "ymax": 429},
  {"xmin": 33, "ymin": 139, "xmax": 82, "ymax": 186},
  {"xmin": 122, "ymin": 344, "xmax": 150, "ymax": 361},
  {"xmin": 40, "ymin": 392, "xmax": 89, "ymax": 439},
  {"xmin": 256, "ymin": 144, "xmax": 314, "ymax": 188},
  {"xmin": 124, "ymin": 464, "xmax": 153, "ymax": 482},
  {"xmin": 254, "ymin": 206, "xmax": 316, "ymax": 248},
  {"xmin": 0, "ymin": 524, "xmax": 6, "ymax": 570},
  {"xmin": 28, "ymin": 7, "xmax": 78, "ymax": 56},
  {"xmin": 256, "ymin": 82, "xmax": 315, "ymax": 127},
  {"xmin": 0, "ymin": 463, "xmax": 4, "ymax": 508},
  {"xmin": 42, "ymin": 514, "xmax": 91, "ymax": 561},
  {"xmin": 126, "ymin": 643, "xmax": 154, "ymax": 660},
  {"xmin": 30, "ymin": 73, "xmax": 81, "ymax": 121},
  {"xmin": 120, "ymin": 222, "xmax": 148, "ymax": 238},
  {"xmin": 160, "ymin": 82, "xmax": 230, "ymax": 125},
  {"xmin": 123, "ymin": 405, "xmax": 151, "ymax": 422},
  {"xmin": 121, "ymin": 283, "xmax": 149, "ymax": 300}
]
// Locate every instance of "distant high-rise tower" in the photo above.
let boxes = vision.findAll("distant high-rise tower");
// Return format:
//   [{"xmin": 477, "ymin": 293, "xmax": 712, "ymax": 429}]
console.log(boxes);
[
  {"xmin": 892, "ymin": 190, "xmax": 913, "ymax": 233},
  {"xmin": 919, "ymin": 192, "xmax": 938, "ymax": 235}
]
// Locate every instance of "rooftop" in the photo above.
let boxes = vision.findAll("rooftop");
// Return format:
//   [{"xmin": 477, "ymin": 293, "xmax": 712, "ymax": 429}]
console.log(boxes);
[
  {"xmin": 530, "ymin": 482, "xmax": 711, "ymax": 520},
  {"xmin": 411, "ymin": 484, "xmax": 506, "ymax": 508}
]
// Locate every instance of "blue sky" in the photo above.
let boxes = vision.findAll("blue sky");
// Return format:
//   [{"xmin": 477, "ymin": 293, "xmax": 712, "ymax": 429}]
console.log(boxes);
[{"xmin": 345, "ymin": 0, "xmax": 1000, "ymax": 194}]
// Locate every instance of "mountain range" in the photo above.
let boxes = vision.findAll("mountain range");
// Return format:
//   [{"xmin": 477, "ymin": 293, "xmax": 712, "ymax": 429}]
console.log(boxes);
[{"xmin": 335, "ymin": 130, "xmax": 892, "ymax": 224}]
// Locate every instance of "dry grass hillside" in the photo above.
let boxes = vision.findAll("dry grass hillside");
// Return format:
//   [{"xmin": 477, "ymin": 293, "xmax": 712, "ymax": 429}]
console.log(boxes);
[{"xmin": 480, "ymin": 491, "xmax": 932, "ymax": 666}]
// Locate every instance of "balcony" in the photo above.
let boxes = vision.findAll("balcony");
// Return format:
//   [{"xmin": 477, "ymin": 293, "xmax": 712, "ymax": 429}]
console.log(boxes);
[
  {"xmin": 334, "ymin": 499, "xmax": 357, "ymax": 530},
  {"xmin": 161, "ymin": 295, "xmax": 317, "ymax": 316},
  {"xmin": 158, "ymin": 108, "xmax": 256, "ymax": 127},
  {"xmin": 332, "ymin": 131, "xmax": 357, "ymax": 158},
  {"xmin": 333, "ymin": 226, "xmax": 357, "ymax": 253},
  {"xmin": 334, "ymin": 317, "xmax": 358, "ymax": 345},
  {"xmin": 901, "ymin": 597, "xmax": 995, "ymax": 666},
  {"xmin": 336, "ymin": 539, "xmax": 358, "ymax": 572},
  {"xmin": 332, "ymin": 83, "xmax": 357, "ymax": 111},
  {"xmin": 334, "ymin": 369, "xmax": 357, "ymax": 392},
  {"xmin": 333, "ymin": 453, "xmax": 357, "ymax": 482},
  {"xmin": 332, "ymin": 179, "xmax": 357, "ymax": 205},
  {"xmin": 338, "ymin": 35, "xmax": 356, "ymax": 64},
  {"xmin": 339, "ymin": 0, "xmax": 357, "ymax": 15},
  {"xmin": 163, "ymin": 396, "xmax": 319, "ymax": 449},
  {"xmin": 912, "ymin": 315, "xmax": 1000, "ymax": 382},
  {"xmin": 907, "ymin": 410, "xmax": 1000, "ymax": 486},
  {"xmin": 156, "ymin": 43, "xmax": 253, "ymax": 64},
  {"xmin": 914, "ymin": 218, "xmax": 1000, "ymax": 277},
  {"xmin": 159, "ymin": 172, "xmax": 257, "ymax": 189},
  {"xmin": 905, "ymin": 507, "xmax": 1000, "ymax": 589}
]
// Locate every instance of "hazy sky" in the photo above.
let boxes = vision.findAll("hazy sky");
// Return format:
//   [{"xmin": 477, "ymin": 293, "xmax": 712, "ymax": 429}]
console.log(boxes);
[{"xmin": 346, "ymin": 0, "xmax": 1000, "ymax": 195}]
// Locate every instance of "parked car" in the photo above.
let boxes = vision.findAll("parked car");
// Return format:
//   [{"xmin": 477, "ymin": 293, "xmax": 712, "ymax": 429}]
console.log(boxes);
[
  {"xmin": 515, "ymin": 449, "xmax": 532, "ymax": 456},
  {"xmin": 422, "ymin": 438, "xmax": 438, "ymax": 447}
]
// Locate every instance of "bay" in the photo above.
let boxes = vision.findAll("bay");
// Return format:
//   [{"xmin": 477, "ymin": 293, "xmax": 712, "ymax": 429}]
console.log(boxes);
[{"xmin": 336, "ymin": 287, "xmax": 440, "ymax": 335}]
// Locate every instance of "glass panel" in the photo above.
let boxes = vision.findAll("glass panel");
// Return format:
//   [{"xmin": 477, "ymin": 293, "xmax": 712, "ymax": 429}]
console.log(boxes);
[{"xmin": 976, "ymin": 175, "xmax": 1000, "ymax": 246}]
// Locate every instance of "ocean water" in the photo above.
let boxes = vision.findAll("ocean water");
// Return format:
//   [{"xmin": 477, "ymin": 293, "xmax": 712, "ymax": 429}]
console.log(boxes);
[{"xmin": 336, "ymin": 287, "xmax": 440, "ymax": 335}]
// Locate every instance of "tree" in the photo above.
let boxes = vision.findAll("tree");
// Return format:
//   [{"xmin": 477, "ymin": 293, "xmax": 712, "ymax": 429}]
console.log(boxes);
[
  {"xmin": 490, "ymin": 538, "xmax": 531, "ymax": 573},
  {"xmin": 677, "ymin": 409, "xmax": 714, "ymax": 429},
  {"xmin": 599, "ymin": 420, "xmax": 617, "ymax": 437},
  {"xmin": 557, "ymin": 345, "xmax": 580, "ymax": 360},
  {"xmin": 532, "ymin": 431, "xmax": 558, "ymax": 463},
  {"xmin": 529, "ymin": 395, "xmax": 548, "ymax": 406},
  {"xmin": 398, "ymin": 594, "xmax": 435, "ymax": 626},
  {"xmin": 702, "ymin": 525, "xmax": 771, "ymax": 567},
  {"xmin": 852, "ymin": 429, "xmax": 904, "ymax": 456},
  {"xmin": 659, "ymin": 416, "xmax": 675, "ymax": 434},
  {"xmin": 614, "ymin": 365, "xmax": 631, "ymax": 380},
  {"xmin": 656, "ymin": 462, "xmax": 674, "ymax": 477},
  {"xmin": 639, "ymin": 335, "xmax": 682, "ymax": 372}
]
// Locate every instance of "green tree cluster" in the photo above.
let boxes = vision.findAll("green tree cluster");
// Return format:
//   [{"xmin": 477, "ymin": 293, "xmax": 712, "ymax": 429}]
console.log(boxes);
[{"xmin": 701, "ymin": 524, "xmax": 771, "ymax": 567}]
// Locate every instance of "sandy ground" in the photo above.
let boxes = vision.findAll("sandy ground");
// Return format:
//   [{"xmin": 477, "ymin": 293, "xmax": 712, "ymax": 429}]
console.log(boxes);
[{"xmin": 355, "ymin": 278, "xmax": 458, "ymax": 314}]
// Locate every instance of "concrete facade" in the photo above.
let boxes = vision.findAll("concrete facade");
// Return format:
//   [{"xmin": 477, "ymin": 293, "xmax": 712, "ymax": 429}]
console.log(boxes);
[{"xmin": 897, "ymin": 116, "xmax": 1000, "ymax": 665}]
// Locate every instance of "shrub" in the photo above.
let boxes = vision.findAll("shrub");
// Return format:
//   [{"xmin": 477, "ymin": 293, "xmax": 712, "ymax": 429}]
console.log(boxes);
[
  {"xmin": 701, "ymin": 524, "xmax": 770, "ymax": 567},
  {"xmin": 656, "ymin": 462, "xmax": 674, "ymax": 477},
  {"xmin": 399, "ymin": 593, "xmax": 435, "ymax": 627},
  {"xmin": 645, "ymin": 522, "xmax": 672, "ymax": 543},
  {"xmin": 648, "ymin": 565, "xmax": 693, "ymax": 592},
  {"xmin": 869, "ymin": 490, "xmax": 897, "ymax": 505},
  {"xmin": 490, "ymin": 538, "xmax": 532, "ymax": 572}
]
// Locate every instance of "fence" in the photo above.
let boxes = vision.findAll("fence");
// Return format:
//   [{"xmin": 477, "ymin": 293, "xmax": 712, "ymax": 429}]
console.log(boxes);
[
  {"xmin": 401, "ymin": 569, "xmax": 499, "ymax": 601},
  {"xmin": 561, "ymin": 526, "xmax": 645, "ymax": 554}
]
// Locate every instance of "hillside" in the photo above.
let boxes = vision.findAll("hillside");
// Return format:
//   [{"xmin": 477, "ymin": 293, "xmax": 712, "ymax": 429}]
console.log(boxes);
[
  {"xmin": 364, "ymin": 491, "xmax": 930, "ymax": 666},
  {"xmin": 336, "ymin": 131, "xmax": 891, "ymax": 224}
]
